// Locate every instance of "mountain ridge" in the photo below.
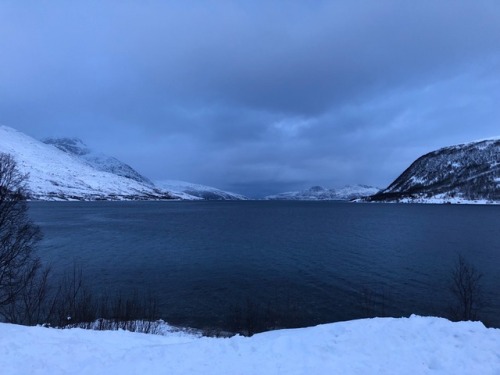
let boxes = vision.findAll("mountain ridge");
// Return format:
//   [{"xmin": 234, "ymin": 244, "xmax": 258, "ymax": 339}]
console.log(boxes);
[
  {"xmin": 366, "ymin": 138, "xmax": 500, "ymax": 204},
  {"xmin": 44, "ymin": 137, "xmax": 154, "ymax": 186}
]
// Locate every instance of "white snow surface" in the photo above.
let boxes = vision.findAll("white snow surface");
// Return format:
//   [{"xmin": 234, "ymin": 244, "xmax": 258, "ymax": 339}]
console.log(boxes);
[
  {"xmin": 1, "ymin": 316, "xmax": 499, "ymax": 374},
  {"xmin": 43, "ymin": 137, "xmax": 154, "ymax": 186}
]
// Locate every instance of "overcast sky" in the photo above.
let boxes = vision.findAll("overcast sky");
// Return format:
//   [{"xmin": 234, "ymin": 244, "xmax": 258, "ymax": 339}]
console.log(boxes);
[{"xmin": 1, "ymin": 1, "xmax": 499, "ymax": 197}]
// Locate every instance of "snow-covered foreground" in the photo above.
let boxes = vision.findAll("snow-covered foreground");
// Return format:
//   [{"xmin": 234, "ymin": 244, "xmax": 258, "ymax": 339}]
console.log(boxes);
[{"xmin": 1, "ymin": 316, "xmax": 499, "ymax": 374}]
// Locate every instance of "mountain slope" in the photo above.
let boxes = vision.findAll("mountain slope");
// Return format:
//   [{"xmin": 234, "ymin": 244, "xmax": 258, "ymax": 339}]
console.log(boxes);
[
  {"xmin": 265, "ymin": 185, "xmax": 380, "ymax": 201},
  {"xmin": 368, "ymin": 138, "xmax": 500, "ymax": 203},
  {"xmin": 155, "ymin": 180, "xmax": 248, "ymax": 200},
  {"xmin": 0, "ymin": 125, "xmax": 175, "ymax": 201},
  {"xmin": 44, "ymin": 138, "xmax": 153, "ymax": 186}
]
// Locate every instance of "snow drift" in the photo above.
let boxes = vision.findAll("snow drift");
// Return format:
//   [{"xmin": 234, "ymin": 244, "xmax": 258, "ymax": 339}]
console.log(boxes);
[{"xmin": 1, "ymin": 315, "xmax": 499, "ymax": 374}]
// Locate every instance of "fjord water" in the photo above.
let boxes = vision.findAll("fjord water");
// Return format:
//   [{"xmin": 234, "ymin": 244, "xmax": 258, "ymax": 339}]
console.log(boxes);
[{"xmin": 28, "ymin": 201, "xmax": 500, "ymax": 330}]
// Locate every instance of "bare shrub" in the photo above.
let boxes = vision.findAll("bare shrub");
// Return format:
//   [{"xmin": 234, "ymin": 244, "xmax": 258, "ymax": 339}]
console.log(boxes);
[
  {"xmin": 0, "ymin": 153, "xmax": 48, "ymax": 323},
  {"xmin": 355, "ymin": 285, "xmax": 389, "ymax": 319},
  {"xmin": 50, "ymin": 264, "xmax": 99, "ymax": 326},
  {"xmin": 448, "ymin": 254, "xmax": 484, "ymax": 321},
  {"xmin": 1, "ymin": 266, "xmax": 52, "ymax": 325},
  {"xmin": 0, "ymin": 153, "xmax": 165, "ymax": 330},
  {"xmin": 229, "ymin": 295, "xmax": 302, "ymax": 336},
  {"xmin": 44, "ymin": 264, "xmax": 161, "ymax": 330}
]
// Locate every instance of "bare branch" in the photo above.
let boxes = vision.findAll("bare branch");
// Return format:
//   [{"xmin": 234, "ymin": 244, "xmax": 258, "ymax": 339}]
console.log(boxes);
[{"xmin": 449, "ymin": 254, "xmax": 484, "ymax": 322}]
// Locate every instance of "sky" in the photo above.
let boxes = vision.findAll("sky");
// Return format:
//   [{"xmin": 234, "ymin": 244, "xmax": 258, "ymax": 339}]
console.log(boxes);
[{"xmin": 1, "ymin": 1, "xmax": 499, "ymax": 197}]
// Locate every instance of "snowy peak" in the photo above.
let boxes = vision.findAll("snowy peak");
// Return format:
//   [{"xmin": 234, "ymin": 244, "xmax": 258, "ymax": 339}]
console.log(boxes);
[
  {"xmin": 155, "ymin": 180, "xmax": 248, "ymax": 200},
  {"xmin": 265, "ymin": 185, "xmax": 380, "ymax": 201},
  {"xmin": 44, "ymin": 138, "xmax": 153, "ymax": 186},
  {"xmin": 44, "ymin": 137, "xmax": 90, "ymax": 156},
  {"xmin": 368, "ymin": 138, "xmax": 500, "ymax": 203}
]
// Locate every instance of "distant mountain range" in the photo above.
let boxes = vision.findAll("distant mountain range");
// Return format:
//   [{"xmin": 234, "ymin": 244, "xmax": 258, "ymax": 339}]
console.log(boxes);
[
  {"xmin": 0, "ymin": 125, "xmax": 246, "ymax": 201},
  {"xmin": 155, "ymin": 180, "xmax": 247, "ymax": 201},
  {"xmin": 1, "ymin": 125, "xmax": 498, "ymax": 203},
  {"xmin": 366, "ymin": 138, "xmax": 500, "ymax": 204},
  {"xmin": 265, "ymin": 185, "xmax": 380, "ymax": 201}
]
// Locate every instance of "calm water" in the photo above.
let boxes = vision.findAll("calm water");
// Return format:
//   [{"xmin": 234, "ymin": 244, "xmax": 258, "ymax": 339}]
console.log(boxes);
[{"xmin": 28, "ymin": 201, "xmax": 500, "ymax": 330}]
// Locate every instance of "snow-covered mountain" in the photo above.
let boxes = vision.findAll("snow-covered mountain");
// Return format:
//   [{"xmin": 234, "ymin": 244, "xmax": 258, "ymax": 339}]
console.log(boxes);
[
  {"xmin": 43, "ymin": 138, "xmax": 153, "ymax": 186},
  {"xmin": 265, "ymin": 185, "xmax": 380, "ymax": 201},
  {"xmin": 0, "ymin": 125, "xmax": 247, "ymax": 201},
  {"xmin": 367, "ymin": 138, "xmax": 500, "ymax": 204},
  {"xmin": 0, "ymin": 125, "xmax": 175, "ymax": 201},
  {"xmin": 155, "ymin": 180, "xmax": 248, "ymax": 200}
]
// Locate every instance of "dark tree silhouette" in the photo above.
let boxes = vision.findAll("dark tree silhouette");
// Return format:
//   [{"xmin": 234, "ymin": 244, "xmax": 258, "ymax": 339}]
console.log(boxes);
[
  {"xmin": 0, "ymin": 152, "xmax": 45, "ymax": 322},
  {"xmin": 449, "ymin": 254, "xmax": 484, "ymax": 322}
]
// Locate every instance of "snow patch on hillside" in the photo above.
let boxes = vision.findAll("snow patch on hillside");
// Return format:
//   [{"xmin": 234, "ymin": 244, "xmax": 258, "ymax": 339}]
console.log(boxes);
[{"xmin": 1, "ymin": 316, "xmax": 499, "ymax": 374}]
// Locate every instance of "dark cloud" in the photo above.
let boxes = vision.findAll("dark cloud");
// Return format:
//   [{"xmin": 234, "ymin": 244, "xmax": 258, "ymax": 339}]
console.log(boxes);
[{"xmin": 1, "ymin": 1, "xmax": 500, "ymax": 196}]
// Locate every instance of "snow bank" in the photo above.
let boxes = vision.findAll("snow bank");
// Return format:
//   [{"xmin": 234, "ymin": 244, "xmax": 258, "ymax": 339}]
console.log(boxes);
[{"xmin": 1, "ymin": 315, "xmax": 499, "ymax": 374}]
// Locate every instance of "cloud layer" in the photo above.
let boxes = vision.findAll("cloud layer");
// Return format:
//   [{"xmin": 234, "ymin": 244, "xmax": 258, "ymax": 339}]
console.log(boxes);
[{"xmin": 1, "ymin": 1, "xmax": 499, "ymax": 196}]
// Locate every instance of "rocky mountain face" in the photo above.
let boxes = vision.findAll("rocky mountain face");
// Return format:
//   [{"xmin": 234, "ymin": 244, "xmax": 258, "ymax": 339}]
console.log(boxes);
[
  {"xmin": 265, "ymin": 185, "xmax": 380, "ymax": 201},
  {"xmin": 367, "ymin": 138, "xmax": 500, "ymax": 203}
]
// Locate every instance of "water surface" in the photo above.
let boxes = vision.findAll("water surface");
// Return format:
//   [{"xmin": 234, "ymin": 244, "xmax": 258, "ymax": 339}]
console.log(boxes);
[{"xmin": 29, "ymin": 201, "xmax": 500, "ymax": 330}]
